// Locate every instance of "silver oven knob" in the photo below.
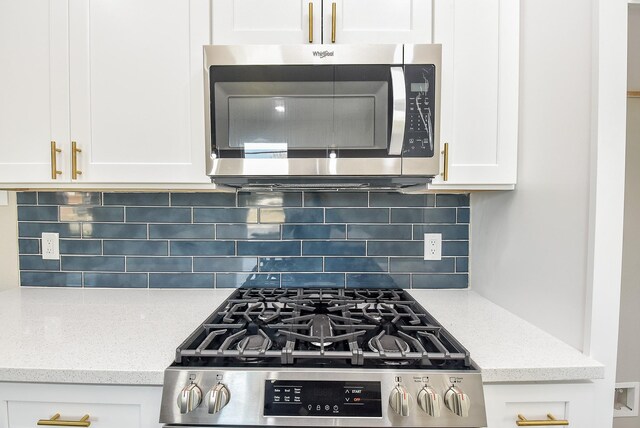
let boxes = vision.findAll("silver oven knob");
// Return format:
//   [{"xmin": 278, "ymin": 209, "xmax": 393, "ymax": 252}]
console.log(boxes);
[
  {"xmin": 206, "ymin": 383, "xmax": 231, "ymax": 414},
  {"xmin": 417, "ymin": 386, "xmax": 442, "ymax": 417},
  {"xmin": 389, "ymin": 385, "xmax": 410, "ymax": 417},
  {"xmin": 177, "ymin": 382, "xmax": 202, "ymax": 414},
  {"xmin": 444, "ymin": 386, "xmax": 470, "ymax": 417}
]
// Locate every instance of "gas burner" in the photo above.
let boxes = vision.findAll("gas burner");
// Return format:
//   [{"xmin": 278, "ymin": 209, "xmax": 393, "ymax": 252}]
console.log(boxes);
[
  {"xmin": 309, "ymin": 314, "xmax": 334, "ymax": 347},
  {"xmin": 236, "ymin": 333, "xmax": 272, "ymax": 361},
  {"xmin": 368, "ymin": 333, "xmax": 410, "ymax": 354},
  {"xmin": 368, "ymin": 334, "xmax": 415, "ymax": 366}
]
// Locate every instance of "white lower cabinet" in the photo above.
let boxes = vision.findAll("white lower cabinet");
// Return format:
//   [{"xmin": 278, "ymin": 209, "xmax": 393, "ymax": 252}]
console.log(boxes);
[
  {"xmin": 483, "ymin": 382, "xmax": 596, "ymax": 428},
  {"xmin": 0, "ymin": 383, "xmax": 162, "ymax": 428}
]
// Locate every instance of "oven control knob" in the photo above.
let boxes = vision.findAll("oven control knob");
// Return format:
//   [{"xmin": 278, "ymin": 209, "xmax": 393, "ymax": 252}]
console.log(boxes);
[
  {"xmin": 389, "ymin": 385, "xmax": 410, "ymax": 417},
  {"xmin": 444, "ymin": 386, "xmax": 470, "ymax": 417},
  {"xmin": 417, "ymin": 386, "xmax": 442, "ymax": 417},
  {"xmin": 206, "ymin": 383, "xmax": 231, "ymax": 414},
  {"xmin": 177, "ymin": 383, "xmax": 202, "ymax": 414}
]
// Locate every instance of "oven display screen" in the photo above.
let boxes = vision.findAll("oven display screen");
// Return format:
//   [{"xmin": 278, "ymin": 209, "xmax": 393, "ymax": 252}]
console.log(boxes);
[{"xmin": 264, "ymin": 380, "xmax": 382, "ymax": 417}]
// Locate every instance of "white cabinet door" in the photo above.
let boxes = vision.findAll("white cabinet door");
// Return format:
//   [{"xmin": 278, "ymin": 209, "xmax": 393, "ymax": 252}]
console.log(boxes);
[
  {"xmin": 483, "ymin": 383, "xmax": 596, "ymax": 428},
  {"xmin": 0, "ymin": 383, "xmax": 162, "ymax": 428},
  {"xmin": 212, "ymin": 0, "xmax": 322, "ymax": 44},
  {"xmin": 323, "ymin": 0, "xmax": 432, "ymax": 44},
  {"xmin": 429, "ymin": 0, "xmax": 519, "ymax": 190},
  {"xmin": 68, "ymin": 0, "xmax": 210, "ymax": 183},
  {"xmin": 0, "ymin": 0, "xmax": 70, "ymax": 183}
]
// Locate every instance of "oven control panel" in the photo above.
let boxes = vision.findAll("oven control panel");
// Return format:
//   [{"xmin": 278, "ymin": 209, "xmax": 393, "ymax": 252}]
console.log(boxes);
[{"xmin": 264, "ymin": 380, "xmax": 382, "ymax": 417}]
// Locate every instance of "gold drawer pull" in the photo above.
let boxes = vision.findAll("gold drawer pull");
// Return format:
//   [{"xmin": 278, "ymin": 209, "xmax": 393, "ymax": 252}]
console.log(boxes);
[
  {"xmin": 50, "ymin": 141, "xmax": 62, "ymax": 179},
  {"xmin": 516, "ymin": 413, "xmax": 569, "ymax": 426},
  {"xmin": 308, "ymin": 2, "xmax": 313, "ymax": 43},
  {"xmin": 440, "ymin": 142, "xmax": 449, "ymax": 181},
  {"xmin": 71, "ymin": 141, "xmax": 82, "ymax": 180},
  {"xmin": 331, "ymin": 2, "xmax": 336, "ymax": 43},
  {"xmin": 37, "ymin": 413, "xmax": 91, "ymax": 427}
]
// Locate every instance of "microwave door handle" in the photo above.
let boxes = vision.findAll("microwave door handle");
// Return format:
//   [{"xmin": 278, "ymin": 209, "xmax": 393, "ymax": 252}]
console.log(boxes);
[{"xmin": 388, "ymin": 67, "xmax": 406, "ymax": 156}]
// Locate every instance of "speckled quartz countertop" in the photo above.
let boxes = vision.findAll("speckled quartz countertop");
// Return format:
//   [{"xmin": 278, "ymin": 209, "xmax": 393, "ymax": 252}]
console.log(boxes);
[{"xmin": 0, "ymin": 287, "xmax": 603, "ymax": 385}]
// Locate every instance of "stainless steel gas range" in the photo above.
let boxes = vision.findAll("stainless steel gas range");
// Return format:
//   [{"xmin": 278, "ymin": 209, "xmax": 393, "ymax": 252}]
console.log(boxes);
[{"xmin": 160, "ymin": 288, "xmax": 486, "ymax": 428}]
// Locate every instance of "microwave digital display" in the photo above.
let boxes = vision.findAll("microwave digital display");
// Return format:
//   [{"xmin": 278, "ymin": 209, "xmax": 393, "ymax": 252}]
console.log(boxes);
[{"xmin": 410, "ymin": 82, "xmax": 429, "ymax": 92}]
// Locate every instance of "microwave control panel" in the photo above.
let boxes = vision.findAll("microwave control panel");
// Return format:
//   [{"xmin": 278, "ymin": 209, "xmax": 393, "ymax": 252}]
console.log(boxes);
[{"xmin": 403, "ymin": 64, "xmax": 436, "ymax": 158}]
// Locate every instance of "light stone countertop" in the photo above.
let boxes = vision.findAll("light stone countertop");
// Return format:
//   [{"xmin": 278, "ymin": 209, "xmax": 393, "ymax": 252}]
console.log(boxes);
[{"xmin": 0, "ymin": 287, "xmax": 603, "ymax": 385}]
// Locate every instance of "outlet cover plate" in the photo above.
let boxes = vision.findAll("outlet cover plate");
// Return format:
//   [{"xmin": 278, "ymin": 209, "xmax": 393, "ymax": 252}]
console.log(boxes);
[
  {"xmin": 42, "ymin": 232, "xmax": 60, "ymax": 260},
  {"xmin": 423, "ymin": 233, "xmax": 442, "ymax": 261}
]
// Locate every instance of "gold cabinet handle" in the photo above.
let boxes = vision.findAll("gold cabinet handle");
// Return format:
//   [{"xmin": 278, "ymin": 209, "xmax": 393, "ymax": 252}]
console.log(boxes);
[
  {"xmin": 37, "ymin": 413, "xmax": 91, "ymax": 427},
  {"xmin": 440, "ymin": 142, "xmax": 449, "ymax": 181},
  {"xmin": 516, "ymin": 413, "xmax": 569, "ymax": 426},
  {"xmin": 308, "ymin": 2, "xmax": 313, "ymax": 43},
  {"xmin": 331, "ymin": 2, "xmax": 336, "ymax": 43},
  {"xmin": 50, "ymin": 141, "xmax": 62, "ymax": 179},
  {"xmin": 71, "ymin": 141, "xmax": 82, "ymax": 180}
]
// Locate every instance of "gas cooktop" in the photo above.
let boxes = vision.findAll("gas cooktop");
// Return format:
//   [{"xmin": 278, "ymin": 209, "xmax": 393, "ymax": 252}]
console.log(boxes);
[
  {"xmin": 172, "ymin": 288, "xmax": 473, "ymax": 370},
  {"xmin": 160, "ymin": 288, "xmax": 487, "ymax": 428}
]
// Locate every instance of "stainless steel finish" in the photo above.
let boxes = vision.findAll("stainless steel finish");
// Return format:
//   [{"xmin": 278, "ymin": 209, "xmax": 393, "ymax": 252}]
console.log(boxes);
[
  {"xmin": 389, "ymin": 384, "xmax": 410, "ymax": 417},
  {"xmin": 209, "ymin": 158, "xmax": 402, "ymax": 177},
  {"xmin": 204, "ymin": 44, "xmax": 403, "ymax": 66},
  {"xmin": 402, "ymin": 157, "xmax": 440, "ymax": 176},
  {"xmin": 417, "ymin": 386, "xmax": 442, "ymax": 417},
  {"xmin": 160, "ymin": 368, "xmax": 487, "ymax": 427},
  {"xmin": 444, "ymin": 386, "xmax": 470, "ymax": 418},
  {"xmin": 203, "ymin": 44, "xmax": 443, "ymax": 185},
  {"xmin": 206, "ymin": 383, "xmax": 230, "ymax": 415},
  {"xmin": 178, "ymin": 383, "xmax": 202, "ymax": 414},
  {"xmin": 404, "ymin": 44, "xmax": 443, "ymax": 65},
  {"xmin": 388, "ymin": 67, "xmax": 406, "ymax": 156}
]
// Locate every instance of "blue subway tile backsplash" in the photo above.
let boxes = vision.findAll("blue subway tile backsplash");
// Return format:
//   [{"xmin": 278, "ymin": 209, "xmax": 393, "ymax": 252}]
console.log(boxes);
[{"xmin": 17, "ymin": 191, "xmax": 470, "ymax": 289}]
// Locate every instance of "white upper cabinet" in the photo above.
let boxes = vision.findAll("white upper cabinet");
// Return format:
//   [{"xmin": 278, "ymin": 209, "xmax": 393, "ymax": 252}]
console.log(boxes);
[
  {"xmin": 69, "ymin": 0, "xmax": 210, "ymax": 183},
  {"xmin": 212, "ymin": 0, "xmax": 322, "ymax": 44},
  {"xmin": 429, "ymin": 0, "xmax": 519, "ymax": 189},
  {"xmin": 0, "ymin": 1, "xmax": 70, "ymax": 183},
  {"xmin": 324, "ymin": 0, "xmax": 432, "ymax": 44},
  {"xmin": 0, "ymin": 0, "xmax": 210, "ymax": 185},
  {"xmin": 211, "ymin": 0, "xmax": 430, "ymax": 45}
]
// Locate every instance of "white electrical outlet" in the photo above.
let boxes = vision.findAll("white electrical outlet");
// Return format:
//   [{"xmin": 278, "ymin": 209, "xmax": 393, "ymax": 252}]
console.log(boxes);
[
  {"xmin": 423, "ymin": 233, "xmax": 442, "ymax": 260},
  {"xmin": 42, "ymin": 232, "xmax": 60, "ymax": 260}
]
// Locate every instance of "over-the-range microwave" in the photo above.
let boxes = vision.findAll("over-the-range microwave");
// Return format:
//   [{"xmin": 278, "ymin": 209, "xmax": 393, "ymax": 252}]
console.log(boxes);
[{"xmin": 204, "ymin": 44, "xmax": 441, "ymax": 190}]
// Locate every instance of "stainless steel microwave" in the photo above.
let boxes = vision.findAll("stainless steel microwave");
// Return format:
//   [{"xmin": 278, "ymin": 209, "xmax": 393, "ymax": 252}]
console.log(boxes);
[{"xmin": 204, "ymin": 44, "xmax": 441, "ymax": 189}]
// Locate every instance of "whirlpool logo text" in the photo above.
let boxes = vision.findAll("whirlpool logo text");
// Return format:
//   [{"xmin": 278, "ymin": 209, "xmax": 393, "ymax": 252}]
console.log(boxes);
[{"xmin": 312, "ymin": 50, "xmax": 335, "ymax": 58}]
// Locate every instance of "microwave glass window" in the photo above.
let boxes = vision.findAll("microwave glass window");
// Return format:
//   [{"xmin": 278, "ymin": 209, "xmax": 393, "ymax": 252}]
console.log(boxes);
[
  {"xmin": 214, "ymin": 79, "xmax": 388, "ymax": 154},
  {"xmin": 228, "ymin": 96, "xmax": 375, "ymax": 151}
]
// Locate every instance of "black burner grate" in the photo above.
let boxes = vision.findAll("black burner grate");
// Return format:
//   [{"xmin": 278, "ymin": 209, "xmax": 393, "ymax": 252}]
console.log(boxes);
[{"xmin": 173, "ymin": 288, "xmax": 472, "ymax": 370}]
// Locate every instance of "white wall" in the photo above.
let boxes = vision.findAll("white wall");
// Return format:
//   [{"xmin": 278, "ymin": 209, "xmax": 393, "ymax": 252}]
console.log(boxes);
[
  {"xmin": 614, "ymin": 98, "xmax": 640, "ymax": 428},
  {"xmin": 0, "ymin": 191, "xmax": 19, "ymax": 290},
  {"xmin": 470, "ymin": 0, "xmax": 593, "ymax": 350},
  {"xmin": 613, "ymin": 7, "xmax": 640, "ymax": 426}
]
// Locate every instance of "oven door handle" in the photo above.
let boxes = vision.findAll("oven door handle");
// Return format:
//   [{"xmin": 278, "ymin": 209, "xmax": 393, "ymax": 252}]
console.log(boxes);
[{"xmin": 388, "ymin": 66, "xmax": 406, "ymax": 156}]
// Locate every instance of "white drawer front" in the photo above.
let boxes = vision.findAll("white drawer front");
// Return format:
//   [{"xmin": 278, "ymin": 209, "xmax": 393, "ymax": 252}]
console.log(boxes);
[{"xmin": 8, "ymin": 401, "xmax": 140, "ymax": 428}]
